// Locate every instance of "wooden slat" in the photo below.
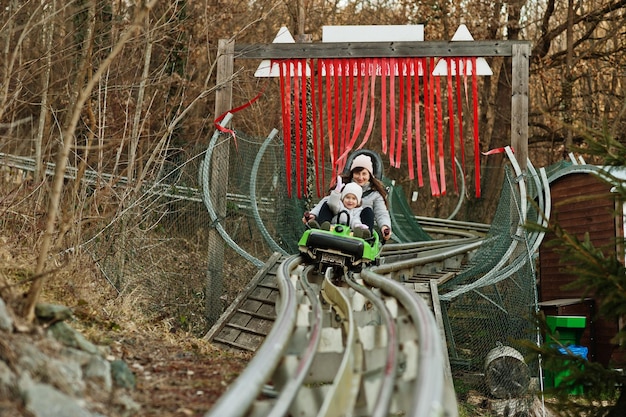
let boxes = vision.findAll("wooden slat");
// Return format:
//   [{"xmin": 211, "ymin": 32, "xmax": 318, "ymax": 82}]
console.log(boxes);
[
  {"xmin": 203, "ymin": 253, "xmax": 283, "ymax": 343},
  {"xmin": 226, "ymin": 322, "xmax": 270, "ymax": 337}
]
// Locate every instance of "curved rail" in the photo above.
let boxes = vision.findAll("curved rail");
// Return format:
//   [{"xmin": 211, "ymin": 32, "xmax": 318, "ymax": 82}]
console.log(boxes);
[
  {"xmin": 267, "ymin": 264, "xmax": 323, "ymax": 417},
  {"xmin": 343, "ymin": 272, "xmax": 398, "ymax": 417},
  {"xmin": 205, "ymin": 253, "xmax": 458, "ymax": 417},
  {"xmin": 317, "ymin": 270, "xmax": 361, "ymax": 416},
  {"xmin": 360, "ymin": 268, "xmax": 453, "ymax": 417},
  {"xmin": 200, "ymin": 113, "xmax": 264, "ymax": 267},
  {"xmin": 250, "ymin": 128, "xmax": 289, "ymax": 256},
  {"xmin": 205, "ymin": 255, "xmax": 300, "ymax": 416}
]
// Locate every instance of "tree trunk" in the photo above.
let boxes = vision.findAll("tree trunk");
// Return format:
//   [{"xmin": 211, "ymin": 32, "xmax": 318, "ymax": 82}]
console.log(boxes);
[{"xmin": 22, "ymin": 0, "xmax": 159, "ymax": 322}]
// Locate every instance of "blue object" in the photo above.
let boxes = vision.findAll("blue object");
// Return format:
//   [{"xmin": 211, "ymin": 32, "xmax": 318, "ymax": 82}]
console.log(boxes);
[{"xmin": 557, "ymin": 345, "xmax": 588, "ymax": 360}]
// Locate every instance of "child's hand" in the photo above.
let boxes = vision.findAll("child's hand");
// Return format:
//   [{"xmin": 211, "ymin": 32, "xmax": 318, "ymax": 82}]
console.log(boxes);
[{"xmin": 334, "ymin": 176, "xmax": 343, "ymax": 192}]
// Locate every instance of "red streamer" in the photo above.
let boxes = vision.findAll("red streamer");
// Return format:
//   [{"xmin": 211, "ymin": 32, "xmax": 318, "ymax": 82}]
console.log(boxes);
[
  {"xmin": 455, "ymin": 58, "xmax": 467, "ymax": 175},
  {"xmin": 482, "ymin": 146, "xmax": 513, "ymax": 155},
  {"xmin": 435, "ymin": 70, "xmax": 446, "ymax": 196},
  {"xmin": 424, "ymin": 58, "xmax": 440, "ymax": 196},
  {"xmin": 275, "ymin": 54, "xmax": 487, "ymax": 199},
  {"xmin": 310, "ymin": 58, "xmax": 321, "ymax": 196},
  {"xmin": 389, "ymin": 58, "xmax": 397, "ymax": 167},
  {"xmin": 358, "ymin": 59, "xmax": 376, "ymax": 152},
  {"xmin": 299, "ymin": 59, "xmax": 308, "ymax": 198},
  {"xmin": 339, "ymin": 59, "xmax": 348, "ymax": 165},
  {"xmin": 325, "ymin": 60, "xmax": 335, "ymax": 178},
  {"xmin": 472, "ymin": 57, "xmax": 481, "ymax": 198},
  {"xmin": 317, "ymin": 60, "xmax": 326, "ymax": 193},
  {"xmin": 395, "ymin": 59, "xmax": 406, "ymax": 169},
  {"xmin": 380, "ymin": 58, "xmax": 388, "ymax": 155},
  {"xmin": 414, "ymin": 58, "xmax": 424, "ymax": 187},
  {"xmin": 292, "ymin": 61, "xmax": 302, "ymax": 198},
  {"xmin": 405, "ymin": 60, "xmax": 412, "ymax": 180},
  {"xmin": 331, "ymin": 59, "xmax": 341, "ymax": 179},
  {"xmin": 213, "ymin": 84, "xmax": 266, "ymax": 147},
  {"xmin": 279, "ymin": 61, "xmax": 293, "ymax": 197},
  {"xmin": 446, "ymin": 59, "xmax": 457, "ymax": 192}
]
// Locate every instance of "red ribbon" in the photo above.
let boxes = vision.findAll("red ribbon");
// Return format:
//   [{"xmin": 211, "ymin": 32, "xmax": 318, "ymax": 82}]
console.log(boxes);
[
  {"xmin": 276, "ymin": 55, "xmax": 487, "ymax": 199},
  {"xmin": 482, "ymin": 146, "xmax": 513, "ymax": 155},
  {"xmin": 359, "ymin": 59, "xmax": 376, "ymax": 152},
  {"xmin": 446, "ymin": 59, "xmax": 457, "ymax": 192},
  {"xmin": 389, "ymin": 58, "xmax": 397, "ymax": 167},
  {"xmin": 425, "ymin": 58, "xmax": 440, "ymax": 196},
  {"xmin": 324, "ymin": 60, "xmax": 335, "ymax": 179},
  {"xmin": 380, "ymin": 58, "xmax": 388, "ymax": 156},
  {"xmin": 471, "ymin": 57, "xmax": 481, "ymax": 198},
  {"xmin": 213, "ymin": 85, "xmax": 266, "ymax": 146},
  {"xmin": 293, "ymin": 61, "xmax": 302, "ymax": 198},
  {"xmin": 300, "ymin": 60, "xmax": 308, "ymax": 198},
  {"xmin": 435, "ymin": 70, "xmax": 446, "ymax": 196},
  {"xmin": 279, "ymin": 61, "xmax": 292, "ymax": 197},
  {"xmin": 311, "ymin": 58, "xmax": 321, "ymax": 196},
  {"xmin": 405, "ymin": 59, "xmax": 412, "ymax": 180},
  {"xmin": 395, "ymin": 58, "xmax": 406, "ymax": 169},
  {"xmin": 455, "ymin": 58, "xmax": 466, "ymax": 175},
  {"xmin": 414, "ymin": 58, "xmax": 424, "ymax": 187}
]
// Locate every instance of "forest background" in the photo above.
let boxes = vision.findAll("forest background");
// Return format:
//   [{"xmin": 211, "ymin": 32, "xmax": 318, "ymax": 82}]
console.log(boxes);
[
  {"xmin": 3, "ymin": 0, "xmax": 626, "ymax": 220},
  {"xmin": 0, "ymin": 0, "xmax": 625, "ymax": 339},
  {"xmin": 1, "ymin": 1, "xmax": 626, "ymax": 415},
  {"xmin": 1, "ymin": 0, "xmax": 625, "ymax": 329}
]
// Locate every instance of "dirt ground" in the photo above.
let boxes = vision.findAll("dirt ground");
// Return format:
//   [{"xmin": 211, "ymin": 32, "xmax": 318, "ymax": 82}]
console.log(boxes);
[{"xmin": 116, "ymin": 332, "xmax": 251, "ymax": 417}]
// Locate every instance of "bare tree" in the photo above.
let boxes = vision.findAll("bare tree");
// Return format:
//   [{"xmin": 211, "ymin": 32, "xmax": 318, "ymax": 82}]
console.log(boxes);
[{"xmin": 22, "ymin": 0, "xmax": 159, "ymax": 323}]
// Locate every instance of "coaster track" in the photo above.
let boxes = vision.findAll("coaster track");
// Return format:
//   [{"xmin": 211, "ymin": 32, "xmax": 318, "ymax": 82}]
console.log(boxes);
[{"xmin": 205, "ymin": 254, "xmax": 458, "ymax": 417}]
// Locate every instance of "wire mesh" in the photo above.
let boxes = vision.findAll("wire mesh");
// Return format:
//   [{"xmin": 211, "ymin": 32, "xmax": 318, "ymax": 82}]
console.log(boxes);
[{"xmin": 439, "ymin": 164, "xmax": 541, "ymax": 408}]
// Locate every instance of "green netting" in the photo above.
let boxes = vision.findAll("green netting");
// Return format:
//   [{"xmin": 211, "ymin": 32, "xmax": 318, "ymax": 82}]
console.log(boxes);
[
  {"xmin": 435, "ymin": 162, "xmax": 542, "ymax": 404},
  {"xmin": 385, "ymin": 178, "xmax": 434, "ymax": 242},
  {"xmin": 225, "ymin": 130, "xmax": 306, "ymax": 255},
  {"xmin": 439, "ymin": 166, "xmax": 522, "ymax": 291},
  {"xmin": 545, "ymin": 160, "xmax": 573, "ymax": 178}
]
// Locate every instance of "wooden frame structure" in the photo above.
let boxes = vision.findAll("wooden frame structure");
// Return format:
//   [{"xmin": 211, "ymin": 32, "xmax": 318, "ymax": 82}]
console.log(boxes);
[
  {"xmin": 205, "ymin": 37, "xmax": 531, "ymax": 336},
  {"xmin": 219, "ymin": 39, "xmax": 531, "ymax": 170}
]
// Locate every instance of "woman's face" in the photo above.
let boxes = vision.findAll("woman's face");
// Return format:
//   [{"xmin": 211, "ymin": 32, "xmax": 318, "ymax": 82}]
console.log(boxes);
[{"xmin": 351, "ymin": 168, "xmax": 371, "ymax": 186}]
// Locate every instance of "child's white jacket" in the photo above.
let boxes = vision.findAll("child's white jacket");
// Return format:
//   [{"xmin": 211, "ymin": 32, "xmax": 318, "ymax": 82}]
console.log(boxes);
[{"xmin": 327, "ymin": 190, "xmax": 365, "ymax": 229}]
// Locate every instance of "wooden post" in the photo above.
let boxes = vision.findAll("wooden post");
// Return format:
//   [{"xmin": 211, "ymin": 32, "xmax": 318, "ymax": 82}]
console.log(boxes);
[
  {"xmin": 511, "ymin": 43, "xmax": 530, "ymax": 171},
  {"xmin": 206, "ymin": 39, "xmax": 234, "ymax": 326}
]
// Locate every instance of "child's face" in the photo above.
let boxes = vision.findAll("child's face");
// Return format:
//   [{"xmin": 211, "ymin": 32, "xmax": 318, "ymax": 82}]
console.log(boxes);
[{"xmin": 343, "ymin": 193, "xmax": 359, "ymax": 209}]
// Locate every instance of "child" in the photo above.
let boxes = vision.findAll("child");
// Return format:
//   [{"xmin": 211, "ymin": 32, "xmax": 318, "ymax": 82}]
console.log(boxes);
[
  {"xmin": 304, "ymin": 152, "xmax": 391, "ymax": 241},
  {"xmin": 307, "ymin": 176, "xmax": 371, "ymax": 239}
]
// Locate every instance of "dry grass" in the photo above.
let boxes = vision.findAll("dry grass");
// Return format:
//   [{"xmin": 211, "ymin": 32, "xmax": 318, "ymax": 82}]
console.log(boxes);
[{"xmin": 0, "ymin": 174, "xmax": 256, "ymax": 415}]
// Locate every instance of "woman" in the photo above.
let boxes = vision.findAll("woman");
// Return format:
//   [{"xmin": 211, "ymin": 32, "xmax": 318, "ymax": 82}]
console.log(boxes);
[{"xmin": 303, "ymin": 153, "xmax": 392, "ymax": 241}]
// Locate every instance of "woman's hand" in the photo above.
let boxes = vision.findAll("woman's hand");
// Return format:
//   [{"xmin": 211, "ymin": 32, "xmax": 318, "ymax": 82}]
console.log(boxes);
[
  {"xmin": 302, "ymin": 211, "xmax": 315, "ymax": 224},
  {"xmin": 381, "ymin": 226, "xmax": 391, "ymax": 240}
]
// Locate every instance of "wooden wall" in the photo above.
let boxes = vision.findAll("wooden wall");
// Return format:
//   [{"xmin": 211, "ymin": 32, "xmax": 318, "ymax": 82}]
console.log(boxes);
[{"xmin": 539, "ymin": 172, "xmax": 621, "ymax": 366}]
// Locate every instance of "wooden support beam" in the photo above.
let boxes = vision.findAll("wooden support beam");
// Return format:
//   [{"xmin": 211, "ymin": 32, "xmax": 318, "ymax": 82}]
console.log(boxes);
[
  {"xmin": 206, "ymin": 39, "xmax": 235, "ymax": 326},
  {"xmin": 511, "ymin": 43, "xmax": 530, "ymax": 171},
  {"xmin": 234, "ymin": 40, "xmax": 530, "ymax": 59}
]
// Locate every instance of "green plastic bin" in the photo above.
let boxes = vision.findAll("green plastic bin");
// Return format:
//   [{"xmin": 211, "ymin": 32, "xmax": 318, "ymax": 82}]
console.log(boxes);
[
  {"xmin": 544, "ymin": 315, "xmax": 587, "ymax": 394},
  {"xmin": 545, "ymin": 315, "xmax": 586, "ymax": 346}
]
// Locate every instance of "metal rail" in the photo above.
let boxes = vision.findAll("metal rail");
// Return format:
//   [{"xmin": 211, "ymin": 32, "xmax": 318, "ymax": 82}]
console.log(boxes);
[
  {"xmin": 206, "ymin": 255, "xmax": 301, "ymax": 416},
  {"xmin": 204, "ymin": 254, "xmax": 458, "ymax": 417}
]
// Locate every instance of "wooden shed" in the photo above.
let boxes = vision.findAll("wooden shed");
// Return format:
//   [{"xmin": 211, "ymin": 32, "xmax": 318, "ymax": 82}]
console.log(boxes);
[{"xmin": 538, "ymin": 165, "xmax": 624, "ymax": 367}]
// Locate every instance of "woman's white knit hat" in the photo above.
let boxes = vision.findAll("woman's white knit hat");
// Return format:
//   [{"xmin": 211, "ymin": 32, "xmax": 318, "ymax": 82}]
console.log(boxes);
[
  {"xmin": 350, "ymin": 154, "xmax": 374, "ymax": 177},
  {"xmin": 341, "ymin": 182, "xmax": 363, "ymax": 205}
]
